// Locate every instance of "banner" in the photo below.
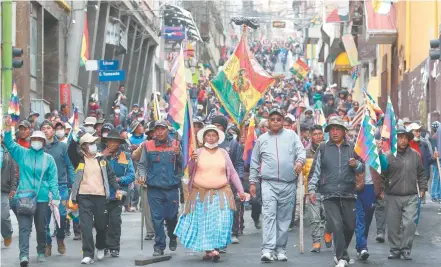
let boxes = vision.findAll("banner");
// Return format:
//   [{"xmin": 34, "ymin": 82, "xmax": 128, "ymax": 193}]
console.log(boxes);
[
  {"xmin": 59, "ymin": 83, "xmax": 71, "ymax": 115},
  {"xmin": 342, "ymin": 34, "xmax": 360, "ymax": 66}
]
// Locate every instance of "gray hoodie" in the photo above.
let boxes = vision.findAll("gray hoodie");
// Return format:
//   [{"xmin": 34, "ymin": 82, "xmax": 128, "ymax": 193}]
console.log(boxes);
[{"xmin": 249, "ymin": 128, "xmax": 306, "ymax": 184}]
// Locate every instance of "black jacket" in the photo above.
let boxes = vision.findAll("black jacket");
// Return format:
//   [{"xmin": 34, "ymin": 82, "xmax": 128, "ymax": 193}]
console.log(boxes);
[{"xmin": 1, "ymin": 145, "xmax": 18, "ymax": 193}]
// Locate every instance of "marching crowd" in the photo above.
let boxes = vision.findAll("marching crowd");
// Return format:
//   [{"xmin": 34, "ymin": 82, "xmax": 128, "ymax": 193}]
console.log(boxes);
[{"xmin": 1, "ymin": 75, "xmax": 441, "ymax": 267}]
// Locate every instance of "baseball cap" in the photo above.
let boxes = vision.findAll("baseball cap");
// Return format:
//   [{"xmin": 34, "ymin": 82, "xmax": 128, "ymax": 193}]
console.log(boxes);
[
  {"xmin": 18, "ymin": 120, "xmax": 32, "ymax": 129},
  {"xmin": 40, "ymin": 120, "xmax": 54, "ymax": 129},
  {"xmin": 79, "ymin": 133, "xmax": 98, "ymax": 145},
  {"xmin": 154, "ymin": 120, "xmax": 168, "ymax": 128},
  {"xmin": 268, "ymin": 108, "xmax": 283, "ymax": 117}
]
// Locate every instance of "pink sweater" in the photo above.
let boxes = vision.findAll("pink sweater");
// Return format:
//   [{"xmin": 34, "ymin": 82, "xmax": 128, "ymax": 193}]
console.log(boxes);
[{"xmin": 188, "ymin": 148, "xmax": 244, "ymax": 194}]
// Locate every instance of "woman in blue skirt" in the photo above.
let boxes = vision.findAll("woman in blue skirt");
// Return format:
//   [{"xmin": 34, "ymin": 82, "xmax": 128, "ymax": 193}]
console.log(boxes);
[{"xmin": 174, "ymin": 125, "xmax": 246, "ymax": 262}]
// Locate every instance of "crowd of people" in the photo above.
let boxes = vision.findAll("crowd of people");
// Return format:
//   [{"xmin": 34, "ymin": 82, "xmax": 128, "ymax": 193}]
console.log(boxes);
[{"xmin": 1, "ymin": 71, "xmax": 440, "ymax": 267}]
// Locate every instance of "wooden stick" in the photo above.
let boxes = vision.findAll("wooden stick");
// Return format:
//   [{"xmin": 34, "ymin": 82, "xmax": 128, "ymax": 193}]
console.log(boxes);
[
  {"xmin": 435, "ymin": 148, "xmax": 441, "ymax": 184},
  {"xmin": 296, "ymin": 115, "xmax": 304, "ymax": 254},
  {"xmin": 140, "ymin": 185, "xmax": 144, "ymax": 250}
]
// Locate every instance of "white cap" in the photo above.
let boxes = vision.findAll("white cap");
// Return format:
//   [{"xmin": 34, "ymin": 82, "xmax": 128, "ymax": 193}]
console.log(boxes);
[
  {"xmin": 83, "ymin": 117, "xmax": 97, "ymax": 126},
  {"xmin": 79, "ymin": 133, "xmax": 98, "ymax": 145},
  {"xmin": 30, "ymin": 131, "xmax": 46, "ymax": 141}
]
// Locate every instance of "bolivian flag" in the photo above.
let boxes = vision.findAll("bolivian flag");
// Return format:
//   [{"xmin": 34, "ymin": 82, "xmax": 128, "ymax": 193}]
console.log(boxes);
[
  {"xmin": 210, "ymin": 28, "xmax": 274, "ymax": 125},
  {"xmin": 80, "ymin": 12, "xmax": 89, "ymax": 66}
]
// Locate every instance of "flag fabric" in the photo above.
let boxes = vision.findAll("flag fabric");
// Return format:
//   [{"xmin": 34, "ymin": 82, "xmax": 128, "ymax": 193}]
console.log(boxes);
[
  {"xmin": 168, "ymin": 46, "xmax": 188, "ymax": 136},
  {"xmin": 289, "ymin": 59, "xmax": 310, "ymax": 80},
  {"xmin": 381, "ymin": 96, "xmax": 397, "ymax": 157},
  {"xmin": 362, "ymin": 87, "xmax": 384, "ymax": 125},
  {"xmin": 210, "ymin": 27, "xmax": 275, "ymax": 125},
  {"xmin": 243, "ymin": 115, "xmax": 257, "ymax": 165},
  {"xmin": 314, "ymin": 108, "xmax": 327, "ymax": 127},
  {"xmin": 182, "ymin": 103, "xmax": 195, "ymax": 177},
  {"xmin": 143, "ymin": 98, "xmax": 148, "ymax": 121},
  {"xmin": 152, "ymin": 92, "xmax": 160, "ymax": 121},
  {"xmin": 80, "ymin": 12, "xmax": 89, "ymax": 66},
  {"xmin": 355, "ymin": 111, "xmax": 381, "ymax": 174},
  {"xmin": 8, "ymin": 81, "xmax": 20, "ymax": 124},
  {"xmin": 72, "ymin": 107, "xmax": 79, "ymax": 132}
]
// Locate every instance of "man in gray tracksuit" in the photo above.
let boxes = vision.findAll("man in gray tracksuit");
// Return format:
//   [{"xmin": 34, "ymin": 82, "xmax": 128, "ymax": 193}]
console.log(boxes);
[{"xmin": 249, "ymin": 108, "xmax": 305, "ymax": 262}]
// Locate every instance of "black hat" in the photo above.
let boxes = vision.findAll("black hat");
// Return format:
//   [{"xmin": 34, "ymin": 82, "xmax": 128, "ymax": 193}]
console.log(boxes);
[
  {"xmin": 102, "ymin": 129, "xmax": 126, "ymax": 144},
  {"xmin": 101, "ymin": 123, "xmax": 115, "ymax": 134},
  {"xmin": 40, "ymin": 120, "xmax": 54, "ymax": 129},
  {"xmin": 211, "ymin": 115, "xmax": 228, "ymax": 131},
  {"xmin": 268, "ymin": 108, "xmax": 283, "ymax": 117},
  {"xmin": 397, "ymin": 126, "xmax": 414, "ymax": 140}
]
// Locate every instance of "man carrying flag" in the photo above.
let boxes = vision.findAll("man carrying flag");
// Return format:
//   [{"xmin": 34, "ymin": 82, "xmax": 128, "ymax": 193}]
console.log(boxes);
[{"xmin": 381, "ymin": 126, "xmax": 427, "ymax": 260}]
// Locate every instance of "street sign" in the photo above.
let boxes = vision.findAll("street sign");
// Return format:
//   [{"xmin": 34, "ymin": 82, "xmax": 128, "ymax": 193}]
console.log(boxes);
[
  {"xmin": 99, "ymin": 60, "xmax": 119, "ymax": 71},
  {"xmin": 99, "ymin": 70, "xmax": 125, "ymax": 82}
]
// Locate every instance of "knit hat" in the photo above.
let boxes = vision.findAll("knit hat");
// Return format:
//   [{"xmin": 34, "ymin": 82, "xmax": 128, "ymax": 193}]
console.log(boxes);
[{"xmin": 211, "ymin": 115, "xmax": 228, "ymax": 131}]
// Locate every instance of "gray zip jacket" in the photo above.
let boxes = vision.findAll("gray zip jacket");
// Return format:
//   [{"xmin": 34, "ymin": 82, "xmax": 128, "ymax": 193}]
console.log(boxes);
[{"xmin": 249, "ymin": 129, "xmax": 306, "ymax": 184}]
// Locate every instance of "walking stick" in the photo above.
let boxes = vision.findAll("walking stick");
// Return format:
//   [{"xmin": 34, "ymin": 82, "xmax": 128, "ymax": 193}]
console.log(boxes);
[
  {"xmin": 435, "ymin": 148, "xmax": 441, "ymax": 179},
  {"xmin": 296, "ymin": 120, "xmax": 304, "ymax": 254},
  {"xmin": 140, "ymin": 185, "xmax": 144, "ymax": 250}
]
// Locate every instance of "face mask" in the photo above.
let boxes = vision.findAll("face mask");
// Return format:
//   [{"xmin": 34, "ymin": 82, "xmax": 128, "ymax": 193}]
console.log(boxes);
[
  {"xmin": 137, "ymin": 117, "xmax": 143, "ymax": 122},
  {"xmin": 414, "ymin": 137, "xmax": 420, "ymax": 142},
  {"xmin": 88, "ymin": 144, "xmax": 98, "ymax": 155},
  {"xmin": 114, "ymin": 109, "xmax": 120, "ymax": 114},
  {"xmin": 102, "ymin": 133, "xmax": 108, "ymax": 138},
  {"xmin": 85, "ymin": 126, "xmax": 95, "ymax": 134},
  {"xmin": 204, "ymin": 143, "xmax": 218, "ymax": 149},
  {"xmin": 31, "ymin": 141, "xmax": 43, "ymax": 151},
  {"xmin": 55, "ymin": 130, "xmax": 65, "ymax": 138},
  {"xmin": 232, "ymin": 134, "xmax": 238, "ymax": 140}
]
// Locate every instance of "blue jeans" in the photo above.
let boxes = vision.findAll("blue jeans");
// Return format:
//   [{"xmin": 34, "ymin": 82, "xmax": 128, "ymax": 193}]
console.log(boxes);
[
  {"xmin": 191, "ymin": 98, "xmax": 198, "ymax": 117},
  {"xmin": 46, "ymin": 185, "xmax": 69, "ymax": 244},
  {"xmin": 355, "ymin": 185, "xmax": 376, "ymax": 252},
  {"xmin": 431, "ymin": 165, "xmax": 441, "ymax": 200},
  {"xmin": 148, "ymin": 187, "xmax": 179, "ymax": 251}
]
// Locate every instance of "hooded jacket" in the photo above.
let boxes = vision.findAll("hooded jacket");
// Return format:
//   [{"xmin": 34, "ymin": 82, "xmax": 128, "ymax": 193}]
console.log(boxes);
[
  {"xmin": 44, "ymin": 138, "xmax": 75, "ymax": 187},
  {"xmin": 3, "ymin": 131, "xmax": 60, "ymax": 202},
  {"xmin": 250, "ymin": 128, "xmax": 306, "ymax": 184},
  {"xmin": 1, "ymin": 145, "xmax": 18, "ymax": 194},
  {"xmin": 409, "ymin": 139, "xmax": 435, "ymax": 178},
  {"xmin": 300, "ymin": 108, "xmax": 315, "ymax": 129},
  {"xmin": 107, "ymin": 149, "xmax": 135, "ymax": 200}
]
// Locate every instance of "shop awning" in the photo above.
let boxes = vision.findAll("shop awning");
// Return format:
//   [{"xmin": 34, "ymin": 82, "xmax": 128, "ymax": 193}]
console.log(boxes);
[{"xmin": 334, "ymin": 52, "xmax": 352, "ymax": 71}]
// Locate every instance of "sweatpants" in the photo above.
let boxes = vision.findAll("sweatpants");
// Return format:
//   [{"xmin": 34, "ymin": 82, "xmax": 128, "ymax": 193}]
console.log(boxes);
[
  {"xmin": 261, "ymin": 180, "xmax": 296, "ymax": 255},
  {"xmin": 140, "ymin": 186, "xmax": 154, "ymax": 235},
  {"xmin": 1, "ymin": 192, "xmax": 13, "ymax": 239},
  {"xmin": 355, "ymin": 185, "xmax": 376, "ymax": 252},
  {"xmin": 78, "ymin": 195, "xmax": 107, "ymax": 258},
  {"xmin": 17, "ymin": 202, "xmax": 48, "ymax": 259},
  {"xmin": 386, "ymin": 194, "xmax": 418, "ymax": 255},
  {"xmin": 324, "ymin": 197, "xmax": 356, "ymax": 262},
  {"xmin": 308, "ymin": 193, "xmax": 329, "ymax": 243},
  {"xmin": 105, "ymin": 200, "xmax": 123, "ymax": 251},
  {"xmin": 375, "ymin": 198, "xmax": 386, "ymax": 235},
  {"xmin": 148, "ymin": 187, "xmax": 179, "ymax": 251}
]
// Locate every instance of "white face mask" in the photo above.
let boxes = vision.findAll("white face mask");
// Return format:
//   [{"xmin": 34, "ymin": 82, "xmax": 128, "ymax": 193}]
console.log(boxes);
[
  {"xmin": 85, "ymin": 126, "xmax": 95, "ymax": 134},
  {"xmin": 414, "ymin": 137, "xmax": 420, "ymax": 142},
  {"xmin": 231, "ymin": 134, "xmax": 238, "ymax": 140},
  {"xmin": 204, "ymin": 142, "xmax": 218, "ymax": 149},
  {"xmin": 31, "ymin": 141, "xmax": 43, "ymax": 151},
  {"xmin": 114, "ymin": 109, "xmax": 120, "ymax": 114},
  {"xmin": 88, "ymin": 144, "xmax": 98, "ymax": 155},
  {"xmin": 137, "ymin": 117, "xmax": 143, "ymax": 122},
  {"xmin": 55, "ymin": 130, "xmax": 65, "ymax": 138},
  {"xmin": 102, "ymin": 132, "xmax": 109, "ymax": 138}
]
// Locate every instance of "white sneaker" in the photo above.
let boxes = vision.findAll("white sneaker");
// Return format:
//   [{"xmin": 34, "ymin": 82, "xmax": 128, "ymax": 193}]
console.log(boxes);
[
  {"xmin": 359, "ymin": 250, "xmax": 369, "ymax": 260},
  {"xmin": 96, "ymin": 249, "xmax": 105, "ymax": 260},
  {"xmin": 276, "ymin": 253, "xmax": 288, "ymax": 261},
  {"xmin": 81, "ymin": 257, "xmax": 94, "ymax": 264},
  {"xmin": 335, "ymin": 259, "xmax": 348, "ymax": 267},
  {"xmin": 261, "ymin": 252, "xmax": 274, "ymax": 262},
  {"xmin": 231, "ymin": 236, "xmax": 240, "ymax": 244}
]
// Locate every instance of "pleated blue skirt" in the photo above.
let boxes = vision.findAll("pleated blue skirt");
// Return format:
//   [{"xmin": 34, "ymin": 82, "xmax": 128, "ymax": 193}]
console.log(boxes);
[{"xmin": 174, "ymin": 192, "xmax": 233, "ymax": 251}]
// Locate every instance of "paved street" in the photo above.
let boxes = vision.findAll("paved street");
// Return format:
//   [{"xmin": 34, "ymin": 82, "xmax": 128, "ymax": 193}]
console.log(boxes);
[{"xmin": 2, "ymin": 203, "xmax": 441, "ymax": 267}]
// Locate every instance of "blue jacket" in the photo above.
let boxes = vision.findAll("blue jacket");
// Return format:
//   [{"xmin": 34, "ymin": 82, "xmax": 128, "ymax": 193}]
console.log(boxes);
[
  {"xmin": 4, "ymin": 130, "xmax": 60, "ymax": 202},
  {"xmin": 44, "ymin": 138, "xmax": 75, "ymax": 187},
  {"xmin": 107, "ymin": 150, "xmax": 135, "ymax": 200},
  {"xmin": 138, "ymin": 137, "xmax": 183, "ymax": 190},
  {"xmin": 129, "ymin": 134, "xmax": 145, "ymax": 146},
  {"xmin": 219, "ymin": 133, "xmax": 245, "ymax": 180}
]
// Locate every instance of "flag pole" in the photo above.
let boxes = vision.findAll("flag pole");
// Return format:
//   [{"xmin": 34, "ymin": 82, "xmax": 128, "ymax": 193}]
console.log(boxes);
[
  {"xmin": 186, "ymin": 95, "xmax": 197, "ymax": 150},
  {"xmin": 296, "ymin": 116, "xmax": 304, "ymax": 254}
]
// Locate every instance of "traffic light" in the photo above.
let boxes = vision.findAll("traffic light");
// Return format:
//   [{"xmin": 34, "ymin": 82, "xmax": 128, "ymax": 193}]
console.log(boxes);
[
  {"xmin": 12, "ymin": 47, "xmax": 23, "ymax": 68},
  {"xmin": 430, "ymin": 39, "xmax": 441, "ymax": 60}
]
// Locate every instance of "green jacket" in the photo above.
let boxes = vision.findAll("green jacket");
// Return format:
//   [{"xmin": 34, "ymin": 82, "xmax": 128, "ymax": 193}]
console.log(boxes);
[{"xmin": 4, "ymin": 130, "xmax": 60, "ymax": 202}]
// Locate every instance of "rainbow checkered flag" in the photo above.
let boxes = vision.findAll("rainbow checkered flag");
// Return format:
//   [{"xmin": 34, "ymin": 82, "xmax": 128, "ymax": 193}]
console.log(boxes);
[
  {"xmin": 168, "ymin": 46, "xmax": 187, "ymax": 136},
  {"xmin": 362, "ymin": 87, "xmax": 384, "ymax": 126},
  {"xmin": 8, "ymin": 81, "xmax": 20, "ymax": 124},
  {"xmin": 381, "ymin": 96, "xmax": 397, "ymax": 157},
  {"xmin": 355, "ymin": 111, "xmax": 381, "ymax": 174}
]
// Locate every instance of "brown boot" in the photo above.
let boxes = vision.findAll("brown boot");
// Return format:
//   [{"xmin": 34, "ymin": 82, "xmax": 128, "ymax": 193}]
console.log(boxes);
[
  {"xmin": 57, "ymin": 240, "xmax": 66, "ymax": 255},
  {"xmin": 45, "ymin": 244, "xmax": 52, "ymax": 257},
  {"xmin": 3, "ymin": 237, "xmax": 12, "ymax": 247}
]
